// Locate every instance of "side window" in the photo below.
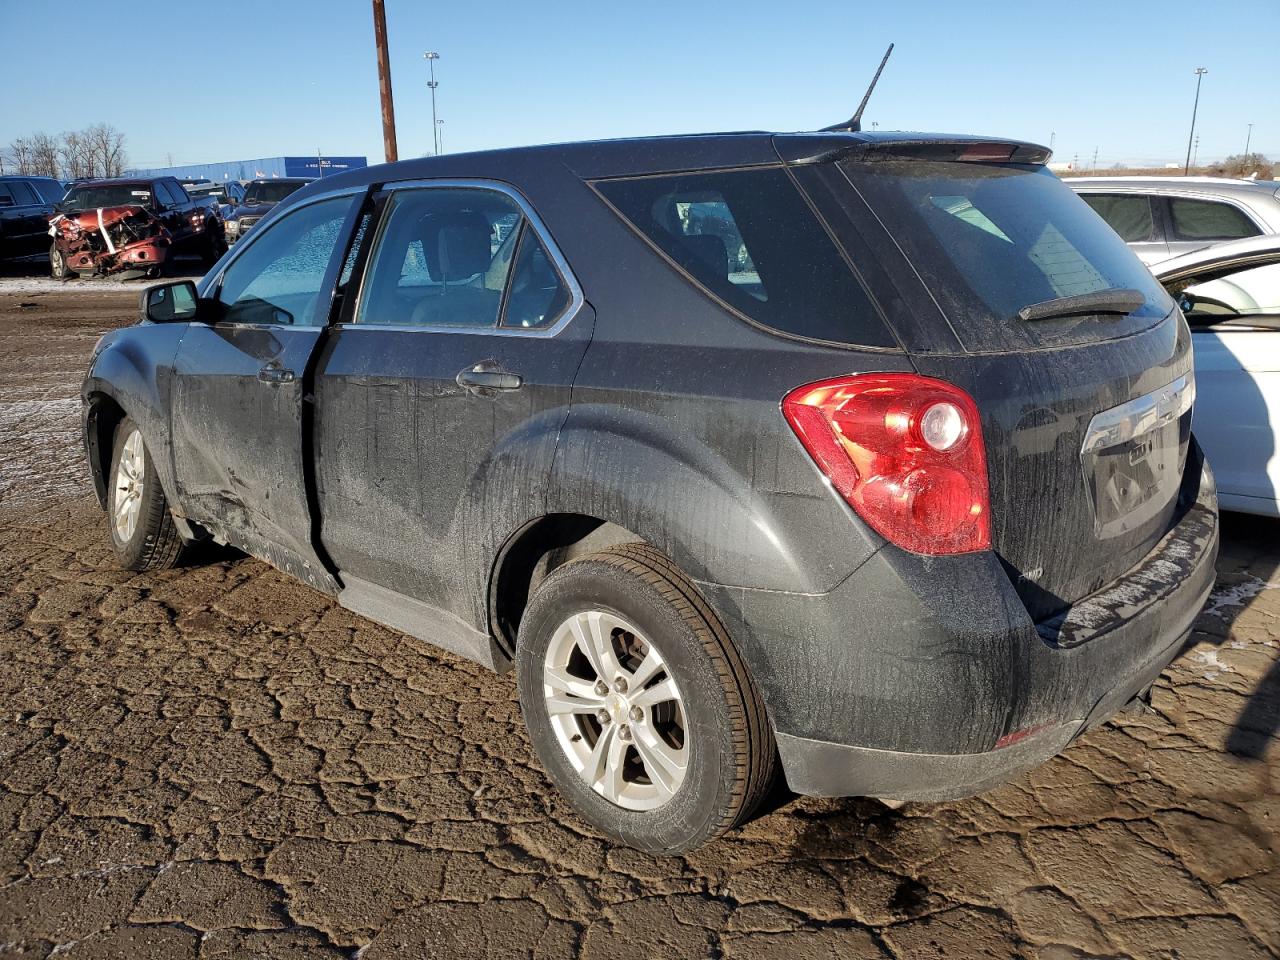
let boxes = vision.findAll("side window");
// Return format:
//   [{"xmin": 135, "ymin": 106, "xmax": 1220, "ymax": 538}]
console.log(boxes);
[
  {"xmin": 1170, "ymin": 198, "xmax": 1261, "ymax": 241},
  {"xmin": 354, "ymin": 188, "xmax": 522, "ymax": 328},
  {"xmin": 168, "ymin": 180, "xmax": 191, "ymax": 203},
  {"xmin": 8, "ymin": 181, "xmax": 40, "ymax": 205},
  {"xmin": 1080, "ymin": 194, "xmax": 1158, "ymax": 242},
  {"xmin": 1175, "ymin": 260, "xmax": 1280, "ymax": 325},
  {"xmin": 216, "ymin": 196, "xmax": 354, "ymax": 327},
  {"xmin": 501, "ymin": 226, "xmax": 572, "ymax": 329},
  {"xmin": 153, "ymin": 182, "xmax": 177, "ymax": 208},
  {"xmin": 0, "ymin": 184, "xmax": 15, "ymax": 206},
  {"xmin": 596, "ymin": 167, "xmax": 890, "ymax": 345}
]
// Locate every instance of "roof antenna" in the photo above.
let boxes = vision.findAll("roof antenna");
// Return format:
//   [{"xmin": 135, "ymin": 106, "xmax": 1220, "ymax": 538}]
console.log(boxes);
[{"xmin": 822, "ymin": 43, "xmax": 894, "ymax": 133}]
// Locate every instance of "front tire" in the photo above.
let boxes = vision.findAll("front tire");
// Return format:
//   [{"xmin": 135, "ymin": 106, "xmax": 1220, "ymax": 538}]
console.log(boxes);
[
  {"xmin": 50, "ymin": 244, "xmax": 69, "ymax": 281},
  {"xmin": 107, "ymin": 417, "xmax": 185, "ymax": 570},
  {"xmin": 515, "ymin": 544, "xmax": 776, "ymax": 854},
  {"xmin": 203, "ymin": 223, "xmax": 227, "ymax": 265}
]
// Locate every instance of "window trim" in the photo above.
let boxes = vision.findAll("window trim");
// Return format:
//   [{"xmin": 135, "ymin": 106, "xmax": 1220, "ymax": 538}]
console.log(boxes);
[{"xmin": 341, "ymin": 178, "xmax": 585, "ymax": 339}]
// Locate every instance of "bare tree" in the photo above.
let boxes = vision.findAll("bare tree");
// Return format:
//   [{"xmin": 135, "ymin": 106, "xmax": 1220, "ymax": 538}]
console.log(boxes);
[
  {"xmin": 58, "ymin": 130, "xmax": 95, "ymax": 181},
  {"xmin": 7, "ymin": 137, "xmax": 33, "ymax": 175},
  {"xmin": 85, "ymin": 123, "xmax": 128, "ymax": 178},
  {"xmin": 28, "ymin": 132, "xmax": 60, "ymax": 178}
]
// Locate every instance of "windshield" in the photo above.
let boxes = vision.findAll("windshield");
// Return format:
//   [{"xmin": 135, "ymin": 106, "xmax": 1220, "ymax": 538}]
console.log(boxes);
[
  {"xmin": 244, "ymin": 181, "xmax": 306, "ymax": 205},
  {"xmin": 843, "ymin": 161, "xmax": 1175, "ymax": 352},
  {"xmin": 62, "ymin": 185, "xmax": 153, "ymax": 210}
]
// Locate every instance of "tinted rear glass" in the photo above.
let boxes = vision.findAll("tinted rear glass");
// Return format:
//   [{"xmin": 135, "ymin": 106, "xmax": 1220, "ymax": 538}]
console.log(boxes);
[
  {"xmin": 245, "ymin": 181, "xmax": 307, "ymax": 204},
  {"xmin": 843, "ymin": 161, "xmax": 1174, "ymax": 352},
  {"xmin": 595, "ymin": 166, "xmax": 894, "ymax": 347}
]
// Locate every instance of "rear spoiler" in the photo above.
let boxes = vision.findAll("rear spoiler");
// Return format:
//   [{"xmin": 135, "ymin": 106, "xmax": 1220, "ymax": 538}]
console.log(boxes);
[{"xmin": 774, "ymin": 132, "xmax": 1052, "ymax": 167}]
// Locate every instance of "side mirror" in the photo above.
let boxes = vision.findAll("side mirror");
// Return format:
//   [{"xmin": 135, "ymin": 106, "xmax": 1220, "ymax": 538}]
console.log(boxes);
[{"xmin": 142, "ymin": 280, "xmax": 199, "ymax": 323}]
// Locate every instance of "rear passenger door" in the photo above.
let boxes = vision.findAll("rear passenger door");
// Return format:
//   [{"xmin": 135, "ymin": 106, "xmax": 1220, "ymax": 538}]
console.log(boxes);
[
  {"xmin": 314, "ymin": 182, "xmax": 593, "ymax": 621},
  {"xmin": 0, "ymin": 180, "xmax": 52, "ymax": 259},
  {"xmin": 1077, "ymin": 192, "xmax": 1169, "ymax": 265}
]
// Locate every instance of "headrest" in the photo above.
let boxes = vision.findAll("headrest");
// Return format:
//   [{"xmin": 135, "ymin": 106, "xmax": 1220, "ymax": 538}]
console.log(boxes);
[
  {"xmin": 421, "ymin": 211, "xmax": 492, "ymax": 281},
  {"xmin": 680, "ymin": 234, "xmax": 728, "ymax": 279}
]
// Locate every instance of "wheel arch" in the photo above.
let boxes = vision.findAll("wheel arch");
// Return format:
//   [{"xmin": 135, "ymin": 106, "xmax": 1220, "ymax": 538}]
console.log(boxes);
[
  {"xmin": 489, "ymin": 514, "xmax": 646, "ymax": 660},
  {"xmin": 83, "ymin": 390, "xmax": 127, "ymax": 509}
]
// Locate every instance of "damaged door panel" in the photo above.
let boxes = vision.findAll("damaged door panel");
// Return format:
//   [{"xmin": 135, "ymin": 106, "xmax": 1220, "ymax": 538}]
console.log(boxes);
[{"xmin": 169, "ymin": 193, "xmax": 362, "ymax": 591}]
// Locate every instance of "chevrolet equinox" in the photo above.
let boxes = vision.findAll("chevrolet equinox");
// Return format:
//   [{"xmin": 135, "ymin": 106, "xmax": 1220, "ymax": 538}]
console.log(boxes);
[{"xmin": 82, "ymin": 130, "xmax": 1219, "ymax": 853}]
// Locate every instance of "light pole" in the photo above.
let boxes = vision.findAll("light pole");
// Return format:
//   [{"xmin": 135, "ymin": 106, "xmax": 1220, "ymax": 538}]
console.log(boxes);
[
  {"xmin": 436, "ymin": 119, "xmax": 445, "ymax": 155},
  {"xmin": 1184, "ymin": 67, "xmax": 1207, "ymax": 175},
  {"xmin": 423, "ymin": 51, "xmax": 440, "ymax": 156},
  {"xmin": 1245, "ymin": 123, "xmax": 1254, "ymax": 156}
]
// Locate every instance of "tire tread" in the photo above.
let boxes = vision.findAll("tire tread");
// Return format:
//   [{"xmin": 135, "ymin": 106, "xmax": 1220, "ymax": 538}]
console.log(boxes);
[{"xmin": 587, "ymin": 542, "xmax": 777, "ymax": 841}]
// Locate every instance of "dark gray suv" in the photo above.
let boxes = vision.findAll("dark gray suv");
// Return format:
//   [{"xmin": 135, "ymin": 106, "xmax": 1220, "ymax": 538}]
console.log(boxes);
[{"xmin": 81, "ymin": 130, "xmax": 1218, "ymax": 853}]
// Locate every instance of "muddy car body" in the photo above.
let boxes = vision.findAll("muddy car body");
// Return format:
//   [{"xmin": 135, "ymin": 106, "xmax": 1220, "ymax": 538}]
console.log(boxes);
[{"xmin": 82, "ymin": 130, "xmax": 1218, "ymax": 853}]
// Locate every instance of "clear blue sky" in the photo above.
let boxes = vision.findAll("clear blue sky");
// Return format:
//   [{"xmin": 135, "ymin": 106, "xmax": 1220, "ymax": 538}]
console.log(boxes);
[{"xmin": 1, "ymin": 0, "xmax": 1274, "ymax": 170}]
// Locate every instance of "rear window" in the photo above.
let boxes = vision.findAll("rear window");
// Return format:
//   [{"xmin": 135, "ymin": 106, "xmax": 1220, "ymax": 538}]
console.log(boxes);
[
  {"xmin": 594, "ymin": 167, "xmax": 894, "ymax": 347},
  {"xmin": 844, "ymin": 161, "xmax": 1174, "ymax": 352}
]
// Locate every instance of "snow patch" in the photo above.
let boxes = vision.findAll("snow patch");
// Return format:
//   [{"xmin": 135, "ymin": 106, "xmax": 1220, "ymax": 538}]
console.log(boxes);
[{"xmin": 1203, "ymin": 576, "xmax": 1280, "ymax": 619}]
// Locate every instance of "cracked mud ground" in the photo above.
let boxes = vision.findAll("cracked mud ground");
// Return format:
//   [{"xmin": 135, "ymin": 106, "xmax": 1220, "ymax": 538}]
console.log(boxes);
[{"xmin": 0, "ymin": 286, "xmax": 1277, "ymax": 960}]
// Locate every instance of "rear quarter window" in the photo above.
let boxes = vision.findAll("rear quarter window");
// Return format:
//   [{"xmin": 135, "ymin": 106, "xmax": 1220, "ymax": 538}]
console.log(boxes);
[
  {"xmin": 593, "ymin": 166, "xmax": 895, "ymax": 348},
  {"xmin": 1169, "ymin": 197, "xmax": 1261, "ymax": 241}
]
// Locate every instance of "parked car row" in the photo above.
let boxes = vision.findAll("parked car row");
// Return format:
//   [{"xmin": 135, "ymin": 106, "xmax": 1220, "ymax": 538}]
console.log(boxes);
[{"xmin": 0, "ymin": 172, "xmax": 312, "ymax": 279}]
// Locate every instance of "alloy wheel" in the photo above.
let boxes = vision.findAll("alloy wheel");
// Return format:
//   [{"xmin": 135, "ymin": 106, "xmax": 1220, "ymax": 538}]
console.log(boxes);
[
  {"xmin": 542, "ymin": 610, "xmax": 688, "ymax": 810},
  {"xmin": 112, "ymin": 428, "xmax": 146, "ymax": 543}
]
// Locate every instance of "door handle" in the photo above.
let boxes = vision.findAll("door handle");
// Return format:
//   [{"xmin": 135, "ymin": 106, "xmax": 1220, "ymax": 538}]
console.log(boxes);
[
  {"xmin": 258, "ymin": 361, "xmax": 296, "ymax": 384},
  {"xmin": 456, "ymin": 362, "xmax": 523, "ymax": 393}
]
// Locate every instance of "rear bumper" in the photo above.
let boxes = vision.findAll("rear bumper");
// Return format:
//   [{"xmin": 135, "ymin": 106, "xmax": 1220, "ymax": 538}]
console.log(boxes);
[{"xmin": 702, "ymin": 444, "xmax": 1218, "ymax": 801}]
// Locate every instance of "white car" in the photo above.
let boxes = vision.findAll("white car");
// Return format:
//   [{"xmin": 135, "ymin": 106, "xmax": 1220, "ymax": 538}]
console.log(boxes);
[
  {"xmin": 1155, "ymin": 235, "xmax": 1280, "ymax": 515},
  {"xmin": 1066, "ymin": 177, "xmax": 1280, "ymax": 266}
]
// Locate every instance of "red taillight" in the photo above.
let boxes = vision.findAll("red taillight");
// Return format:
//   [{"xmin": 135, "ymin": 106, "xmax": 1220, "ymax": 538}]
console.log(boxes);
[{"xmin": 782, "ymin": 373, "xmax": 991, "ymax": 555}]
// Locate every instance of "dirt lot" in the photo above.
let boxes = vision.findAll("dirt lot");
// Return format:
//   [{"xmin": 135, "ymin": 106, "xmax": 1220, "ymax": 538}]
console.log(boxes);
[{"xmin": 0, "ymin": 282, "xmax": 1277, "ymax": 959}]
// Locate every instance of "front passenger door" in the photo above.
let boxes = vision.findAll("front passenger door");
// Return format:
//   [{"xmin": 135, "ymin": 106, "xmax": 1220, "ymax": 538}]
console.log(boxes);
[{"xmin": 170, "ymin": 191, "xmax": 362, "ymax": 590}]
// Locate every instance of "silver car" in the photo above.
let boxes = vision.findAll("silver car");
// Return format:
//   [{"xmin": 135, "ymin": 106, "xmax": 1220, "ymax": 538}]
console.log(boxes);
[{"xmin": 1064, "ymin": 176, "xmax": 1280, "ymax": 265}]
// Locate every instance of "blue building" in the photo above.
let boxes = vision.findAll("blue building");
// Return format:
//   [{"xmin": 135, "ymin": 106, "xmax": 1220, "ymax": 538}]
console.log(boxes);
[{"xmin": 127, "ymin": 155, "xmax": 368, "ymax": 183}]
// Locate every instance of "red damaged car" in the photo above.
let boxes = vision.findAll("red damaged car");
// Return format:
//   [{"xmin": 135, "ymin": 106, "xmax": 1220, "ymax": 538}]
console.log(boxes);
[{"xmin": 49, "ymin": 176, "xmax": 226, "ymax": 280}]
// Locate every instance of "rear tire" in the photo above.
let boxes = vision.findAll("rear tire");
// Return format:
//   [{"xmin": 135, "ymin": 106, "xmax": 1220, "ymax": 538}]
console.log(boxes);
[
  {"xmin": 515, "ymin": 543, "xmax": 776, "ymax": 854},
  {"xmin": 107, "ymin": 417, "xmax": 185, "ymax": 571}
]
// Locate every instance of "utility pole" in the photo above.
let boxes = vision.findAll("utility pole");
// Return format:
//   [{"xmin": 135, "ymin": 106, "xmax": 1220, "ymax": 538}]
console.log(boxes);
[
  {"xmin": 423, "ymin": 52, "xmax": 441, "ymax": 155},
  {"xmin": 1193, "ymin": 135, "xmax": 1200, "ymax": 168},
  {"xmin": 436, "ymin": 119, "xmax": 445, "ymax": 155},
  {"xmin": 372, "ymin": 0, "xmax": 398, "ymax": 163},
  {"xmin": 1049, "ymin": 131, "xmax": 1056, "ymax": 151},
  {"xmin": 1092, "ymin": 145, "xmax": 1099, "ymax": 171},
  {"xmin": 1184, "ymin": 67, "xmax": 1207, "ymax": 175},
  {"xmin": 1245, "ymin": 122, "xmax": 1254, "ymax": 156}
]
